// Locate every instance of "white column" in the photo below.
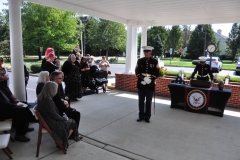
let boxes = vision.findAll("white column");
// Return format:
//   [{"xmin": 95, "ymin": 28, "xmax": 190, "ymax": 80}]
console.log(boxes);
[
  {"xmin": 140, "ymin": 26, "xmax": 147, "ymax": 58},
  {"xmin": 125, "ymin": 25, "xmax": 132, "ymax": 73},
  {"xmin": 130, "ymin": 26, "xmax": 138, "ymax": 74},
  {"xmin": 8, "ymin": 0, "xmax": 26, "ymax": 101}
]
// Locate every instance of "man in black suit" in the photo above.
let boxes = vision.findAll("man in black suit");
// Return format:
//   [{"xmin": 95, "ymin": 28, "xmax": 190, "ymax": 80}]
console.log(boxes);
[
  {"xmin": 0, "ymin": 68, "xmax": 34, "ymax": 142},
  {"xmin": 50, "ymin": 71, "xmax": 81, "ymax": 129}
]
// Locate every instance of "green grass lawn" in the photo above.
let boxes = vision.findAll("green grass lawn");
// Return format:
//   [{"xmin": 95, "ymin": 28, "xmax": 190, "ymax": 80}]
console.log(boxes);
[{"xmin": 117, "ymin": 59, "xmax": 236, "ymax": 70}]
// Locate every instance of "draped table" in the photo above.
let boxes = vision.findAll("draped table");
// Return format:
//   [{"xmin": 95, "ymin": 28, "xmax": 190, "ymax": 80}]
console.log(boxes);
[{"xmin": 168, "ymin": 83, "xmax": 232, "ymax": 117}]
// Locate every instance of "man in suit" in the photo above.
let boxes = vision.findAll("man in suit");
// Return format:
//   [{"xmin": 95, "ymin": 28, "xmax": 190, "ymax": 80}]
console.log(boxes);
[
  {"xmin": 135, "ymin": 46, "xmax": 160, "ymax": 123},
  {"xmin": 0, "ymin": 68, "xmax": 34, "ymax": 142},
  {"xmin": 50, "ymin": 71, "xmax": 81, "ymax": 130}
]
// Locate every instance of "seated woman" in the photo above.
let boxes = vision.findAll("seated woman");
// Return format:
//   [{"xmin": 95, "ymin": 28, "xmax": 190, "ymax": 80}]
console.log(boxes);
[
  {"xmin": 36, "ymin": 71, "xmax": 50, "ymax": 95},
  {"xmin": 35, "ymin": 81, "xmax": 82, "ymax": 150}
]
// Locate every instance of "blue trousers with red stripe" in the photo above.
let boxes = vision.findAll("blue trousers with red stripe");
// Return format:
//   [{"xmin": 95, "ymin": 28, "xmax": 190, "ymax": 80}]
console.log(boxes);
[{"xmin": 138, "ymin": 89, "xmax": 153, "ymax": 120}]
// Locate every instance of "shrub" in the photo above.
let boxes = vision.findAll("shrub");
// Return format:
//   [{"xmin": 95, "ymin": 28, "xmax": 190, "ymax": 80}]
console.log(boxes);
[
  {"xmin": 159, "ymin": 66, "xmax": 168, "ymax": 77},
  {"xmin": 30, "ymin": 64, "xmax": 41, "ymax": 73},
  {"xmin": 109, "ymin": 58, "xmax": 117, "ymax": 63},
  {"xmin": 166, "ymin": 70, "xmax": 178, "ymax": 76},
  {"xmin": 185, "ymin": 73, "xmax": 192, "ymax": 80},
  {"xmin": 213, "ymin": 73, "xmax": 223, "ymax": 83}
]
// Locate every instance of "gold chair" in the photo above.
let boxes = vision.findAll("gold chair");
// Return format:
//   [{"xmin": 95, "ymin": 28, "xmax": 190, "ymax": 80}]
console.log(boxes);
[{"xmin": 35, "ymin": 110, "xmax": 67, "ymax": 157}]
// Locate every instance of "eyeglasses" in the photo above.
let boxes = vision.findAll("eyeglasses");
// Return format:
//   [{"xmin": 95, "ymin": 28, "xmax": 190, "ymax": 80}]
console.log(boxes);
[{"xmin": 0, "ymin": 60, "xmax": 3, "ymax": 62}]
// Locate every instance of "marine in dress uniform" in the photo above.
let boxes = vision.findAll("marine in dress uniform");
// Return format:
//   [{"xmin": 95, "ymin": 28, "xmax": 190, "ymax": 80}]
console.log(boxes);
[
  {"xmin": 135, "ymin": 46, "xmax": 160, "ymax": 123},
  {"xmin": 191, "ymin": 56, "xmax": 213, "ymax": 81}
]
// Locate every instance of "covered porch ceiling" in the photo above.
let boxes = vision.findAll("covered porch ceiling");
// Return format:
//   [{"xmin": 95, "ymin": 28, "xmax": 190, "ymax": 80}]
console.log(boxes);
[{"xmin": 28, "ymin": 0, "xmax": 240, "ymax": 26}]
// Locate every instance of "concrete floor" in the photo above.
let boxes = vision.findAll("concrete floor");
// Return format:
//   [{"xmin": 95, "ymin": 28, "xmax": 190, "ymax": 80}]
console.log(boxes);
[{"xmin": 1, "ymin": 88, "xmax": 240, "ymax": 160}]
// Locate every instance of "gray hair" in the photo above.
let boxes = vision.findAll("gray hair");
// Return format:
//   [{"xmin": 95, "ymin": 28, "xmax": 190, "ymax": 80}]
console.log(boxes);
[
  {"xmin": 37, "ymin": 71, "xmax": 49, "ymax": 84},
  {"xmin": 67, "ymin": 54, "xmax": 76, "ymax": 63},
  {"xmin": 37, "ymin": 81, "xmax": 58, "ymax": 100},
  {"xmin": 76, "ymin": 52, "xmax": 80, "ymax": 57}
]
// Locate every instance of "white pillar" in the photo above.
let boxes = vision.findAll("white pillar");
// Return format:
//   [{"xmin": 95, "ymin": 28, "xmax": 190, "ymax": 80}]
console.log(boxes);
[
  {"xmin": 125, "ymin": 25, "xmax": 132, "ymax": 73},
  {"xmin": 140, "ymin": 26, "xmax": 147, "ymax": 58},
  {"xmin": 130, "ymin": 26, "xmax": 138, "ymax": 74},
  {"xmin": 8, "ymin": 0, "xmax": 26, "ymax": 101}
]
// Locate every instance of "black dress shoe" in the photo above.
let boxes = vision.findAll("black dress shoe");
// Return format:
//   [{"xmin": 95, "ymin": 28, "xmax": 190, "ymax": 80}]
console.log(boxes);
[
  {"xmin": 137, "ymin": 118, "xmax": 143, "ymax": 122},
  {"xmin": 15, "ymin": 135, "xmax": 30, "ymax": 142},
  {"xmin": 145, "ymin": 119, "xmax": 150, "ymax": 123}
]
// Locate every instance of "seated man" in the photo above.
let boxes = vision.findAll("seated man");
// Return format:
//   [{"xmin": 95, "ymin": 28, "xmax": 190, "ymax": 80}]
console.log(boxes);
[
  {"xmin": 0, "ymin": 68, "xmax": 34, "ymax": 142},
  {"xmin": 50, "ymin": 71, "xmax": 81, "ymax": 131}
]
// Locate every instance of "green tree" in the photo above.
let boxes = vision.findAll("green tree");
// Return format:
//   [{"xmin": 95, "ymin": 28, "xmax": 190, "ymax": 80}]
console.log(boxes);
[
  {"xmin": 0, "ymin": 40, "xmax": 10, "ymax": 61},
  {"xmin": 0, "ymin": 10, "xmax": 9, "ymax": 41},
  {"xmin": 87, "ymin": 19, "xmax": 126, "ymax": 58},
  {"xmin": 152, "ymin": 34, "xmax": 163, "ymax": 57},
  {"xmin": 226, "ymin": 23, "xmax": 240, "ymax": 60},
  {"xmin": 182, "ymin": 25, "xmax": 191, "ymax": 49},
  {"xmin": 84, "ymin": 17, "xmax": 101, "ymax": 55},
  {"xmin": 165, "ymin": 25, "xmax": 183, "ymax": 57},
  {"xmin": 147, "ymin": 26, "xmax": 168, "ymax": 51},
  {"xmin": 21, "ymin": 2, "xmax": 79, "ymax": 55},
  {"xmin": 187, "ymin": 24, "xmax": 218, "ymax": 59}
]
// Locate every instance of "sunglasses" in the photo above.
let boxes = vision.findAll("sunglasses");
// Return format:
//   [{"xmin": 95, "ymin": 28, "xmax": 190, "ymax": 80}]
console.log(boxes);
[{"xmin": 0, "ymin": 60, "xmax": 3, "ymax": 62}]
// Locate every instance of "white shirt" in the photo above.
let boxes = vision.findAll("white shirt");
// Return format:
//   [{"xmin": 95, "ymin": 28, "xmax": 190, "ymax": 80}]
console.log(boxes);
[{"xmin": 99, "ymin": 60, "xmax": 109, "ymax": 71}]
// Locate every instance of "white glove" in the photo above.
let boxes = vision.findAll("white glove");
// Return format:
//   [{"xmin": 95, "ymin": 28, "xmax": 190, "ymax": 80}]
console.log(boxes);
[
  {"xmin": 141, "ymin": 81, "xmax": 146, "ymax": 85},
  {"xmin": 144, "ymin": 77, "xmax": 152, "ymax": 84}
]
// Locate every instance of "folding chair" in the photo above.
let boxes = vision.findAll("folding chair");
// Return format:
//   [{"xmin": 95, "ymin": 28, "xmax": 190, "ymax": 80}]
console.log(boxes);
[
  {"xmin": 35, "ymin": 110, "xmax": 67, "ymax": 157},
  {"xmin": 0, "ymin": 119, "xmax": 14, "ymax": 142},
  {"xmin": 0, "ymin": 134, "xmax": 13, "ymax": 159}
]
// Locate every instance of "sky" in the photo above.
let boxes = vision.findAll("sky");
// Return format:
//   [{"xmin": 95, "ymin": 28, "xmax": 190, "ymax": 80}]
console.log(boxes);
[{"xmin": 0, "ymin": 0, "xmax": 234, "ymax": 37}]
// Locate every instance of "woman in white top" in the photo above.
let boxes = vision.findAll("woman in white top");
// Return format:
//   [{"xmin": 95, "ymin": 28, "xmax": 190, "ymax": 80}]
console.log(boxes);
[
  {"xmin": 89, "ymin": 56, "xmax": 96, "ymax": 66},
  {"xmin": 99, "ymin": 56, "xmax": 110, "ymax": 81}
]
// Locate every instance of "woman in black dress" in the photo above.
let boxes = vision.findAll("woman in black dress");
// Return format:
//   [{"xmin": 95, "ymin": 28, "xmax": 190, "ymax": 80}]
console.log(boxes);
[
  {"xmin": 80, "ymin": 57, "xmax": 90, "ymax": 93},
  {"xmin": 62, "ymin": 54, "xmax": 82, "ymax": 100},
  {"xmin": 42, "ymin": 48, "xmax": 58, "ymax": 74}
]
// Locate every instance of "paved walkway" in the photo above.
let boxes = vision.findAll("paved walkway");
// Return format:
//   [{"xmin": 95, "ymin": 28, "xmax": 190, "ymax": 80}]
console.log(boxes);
[{"xmin": 1, "ymin": 77, "xmax": 240, "ymax": 159}]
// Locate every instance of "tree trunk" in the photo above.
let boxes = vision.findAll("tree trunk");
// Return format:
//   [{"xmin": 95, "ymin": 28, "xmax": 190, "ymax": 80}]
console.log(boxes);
[{"xmin": 106, "ymin": 49, "xmax": 109, "ymax": 60}]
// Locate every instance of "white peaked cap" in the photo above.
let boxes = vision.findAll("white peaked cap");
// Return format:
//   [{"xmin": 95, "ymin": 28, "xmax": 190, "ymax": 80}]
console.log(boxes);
[
  {"xmin": 142, "ymin": 46, "xmax": 154, "ymax": 51},
  {"xmin": 198, "ymin": 56, "xmax": 207, "ymax": 62}
]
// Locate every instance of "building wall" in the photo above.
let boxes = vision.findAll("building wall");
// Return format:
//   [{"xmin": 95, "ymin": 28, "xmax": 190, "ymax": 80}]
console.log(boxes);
[
  {"xmin": 115, "ymin": 74, "xmax": 240, "ymax": 108},
  {"xmin": 215, "ymin": 32, "xmax": 227, "ymax": 55}
]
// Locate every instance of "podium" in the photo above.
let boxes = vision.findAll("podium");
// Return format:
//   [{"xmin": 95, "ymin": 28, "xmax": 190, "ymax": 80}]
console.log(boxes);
[
  {"xmin": 168, "ymin": 83, "xmax": 232, "ymax": 117},
  {"xmin": 190, "ymin": 79, "xmax": 212, "ymax": 88}
]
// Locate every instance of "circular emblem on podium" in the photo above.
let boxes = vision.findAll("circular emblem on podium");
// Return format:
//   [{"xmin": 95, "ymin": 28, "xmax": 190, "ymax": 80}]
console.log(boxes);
[{"xmin": 187, "ymin": 90, "xmax": 207, "ymax": 110}]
